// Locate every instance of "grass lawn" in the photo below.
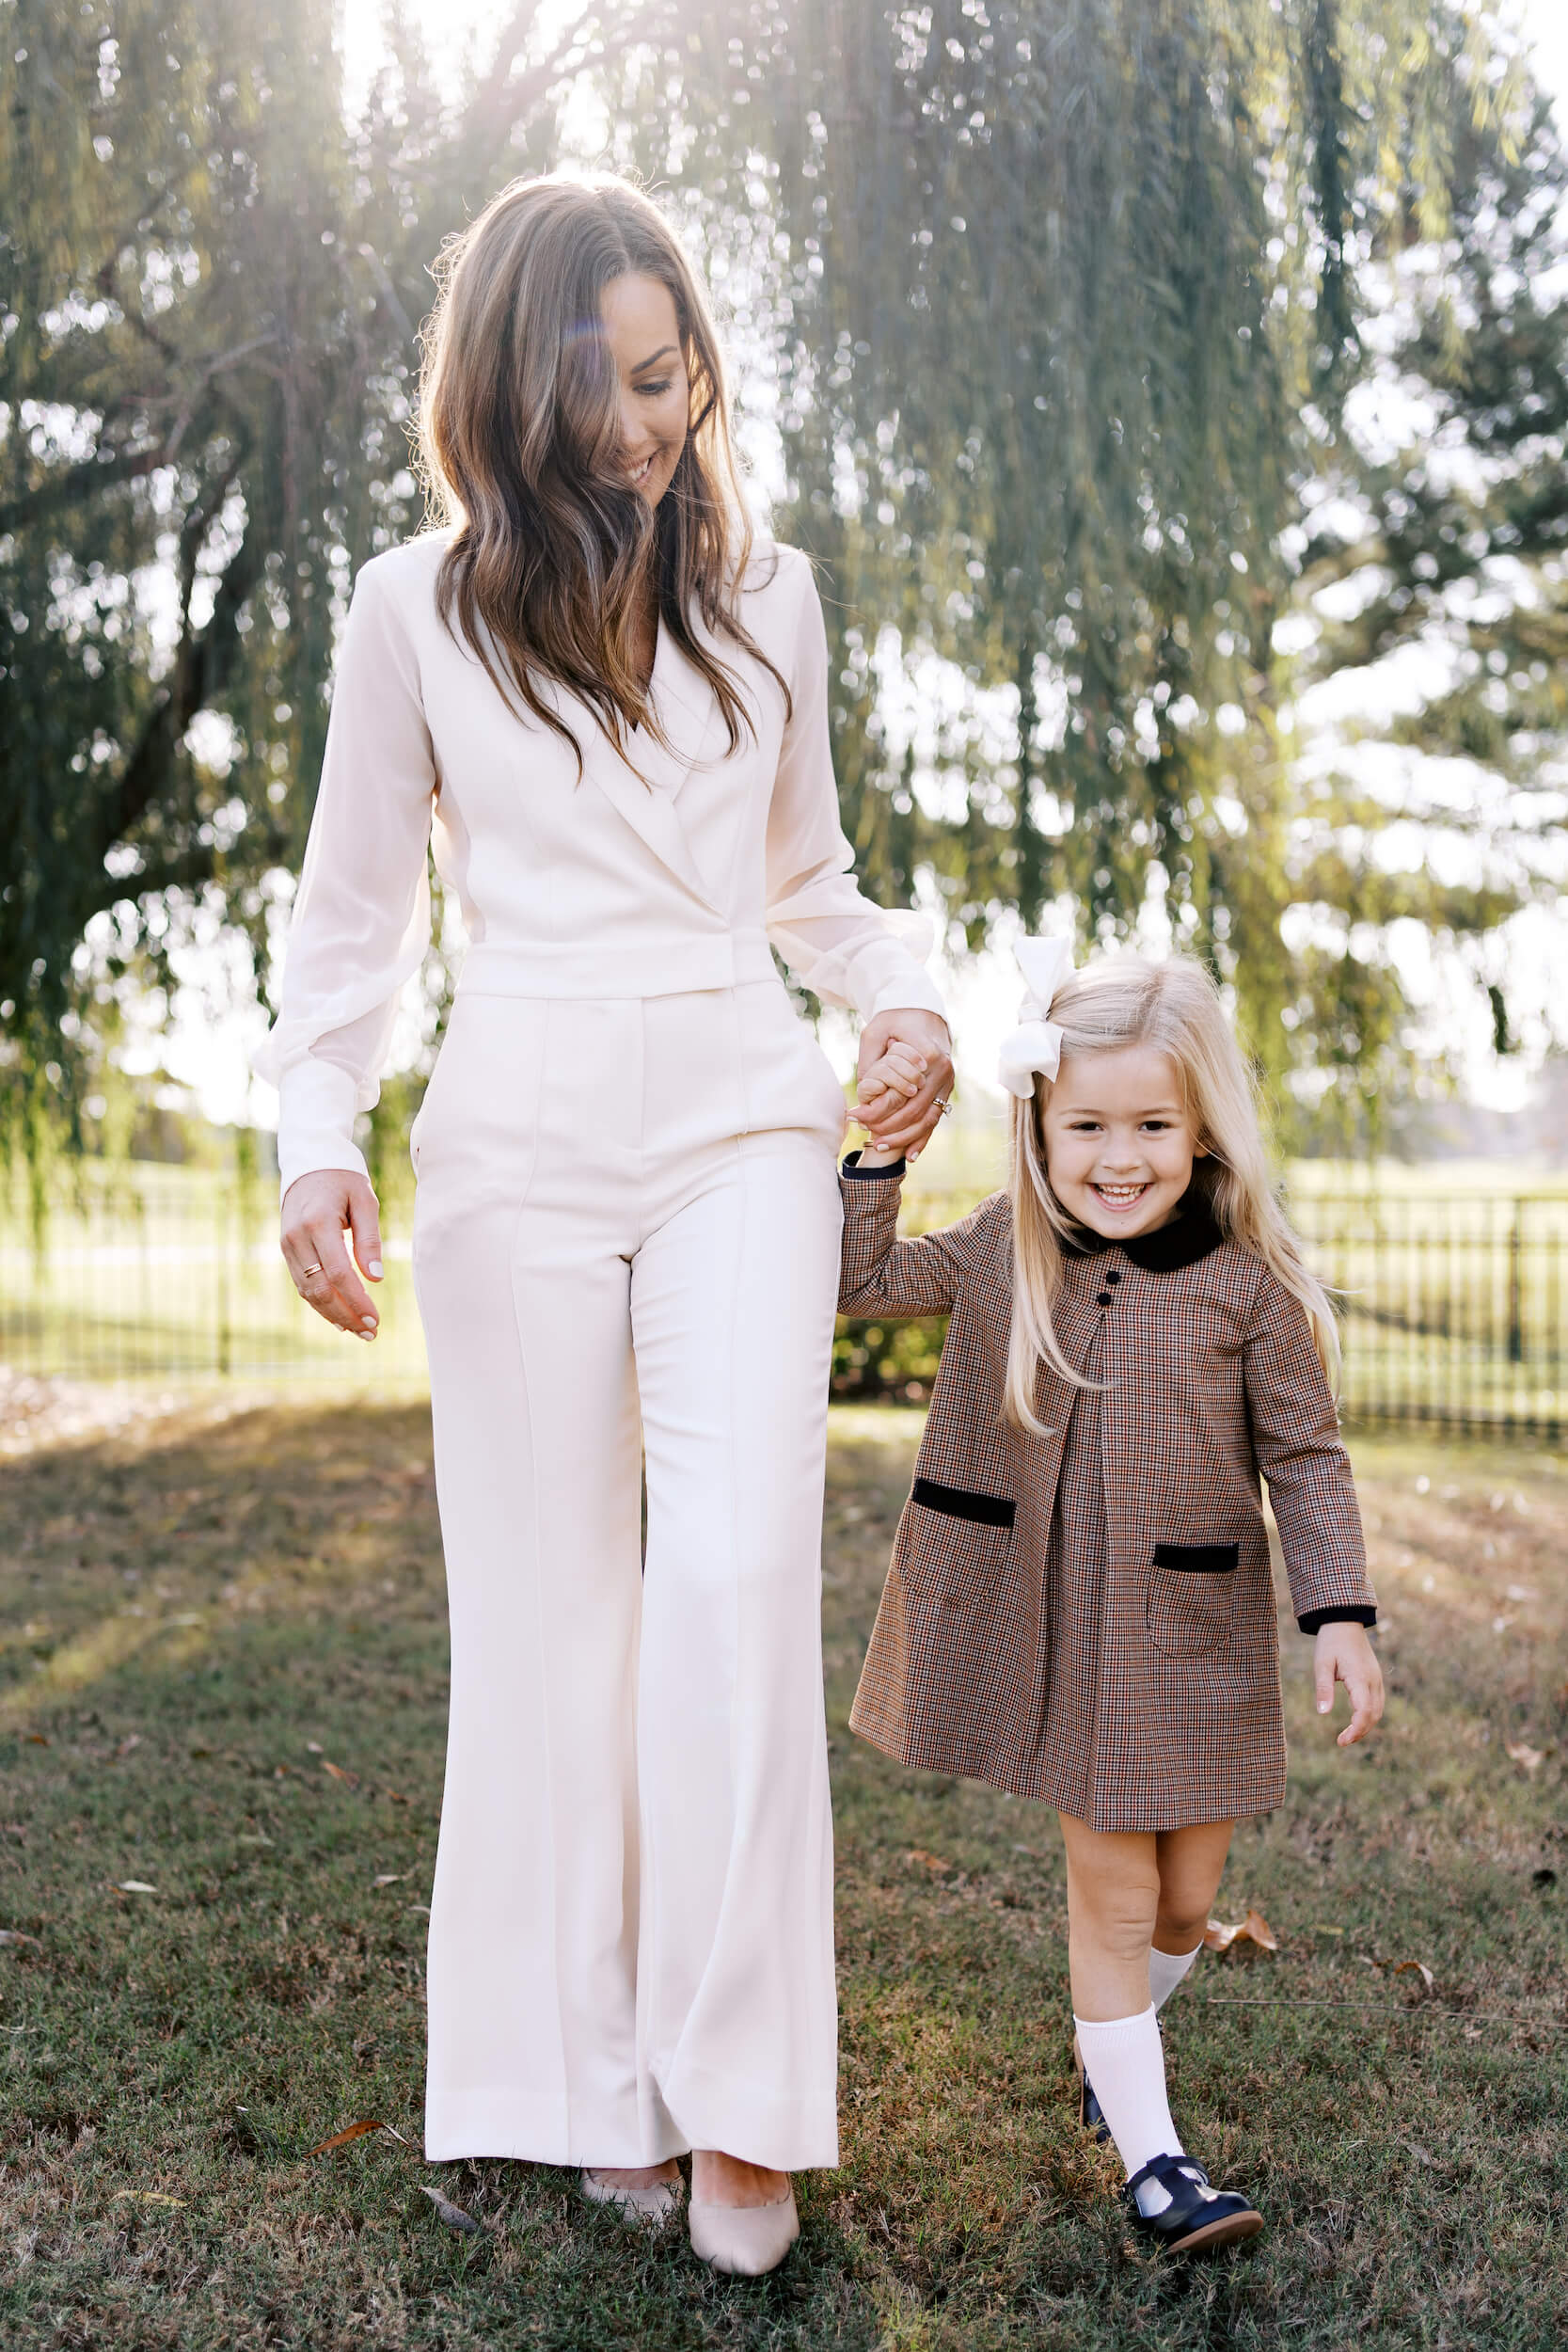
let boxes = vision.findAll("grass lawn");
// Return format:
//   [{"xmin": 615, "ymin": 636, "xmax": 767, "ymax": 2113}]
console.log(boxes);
[{"xmin": 0, "ymin": 1382, "xmax": 1563, "ymax": 2349}]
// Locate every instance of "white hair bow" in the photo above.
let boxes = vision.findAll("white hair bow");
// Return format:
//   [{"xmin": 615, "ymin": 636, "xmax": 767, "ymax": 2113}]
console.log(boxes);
[{"xmin": 997, "ymin": 935, "xmax": 1074, "ymax": 1100}]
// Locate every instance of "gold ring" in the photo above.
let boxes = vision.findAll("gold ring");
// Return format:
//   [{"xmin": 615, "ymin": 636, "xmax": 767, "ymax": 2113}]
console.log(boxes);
[
  {"xmin": 936, "ymin": 1099, "xmax": 953, "ymax": 1118},
  {"xmin": 300, "ymin": 1263, "xmax": 324, "ymax": 1279}
]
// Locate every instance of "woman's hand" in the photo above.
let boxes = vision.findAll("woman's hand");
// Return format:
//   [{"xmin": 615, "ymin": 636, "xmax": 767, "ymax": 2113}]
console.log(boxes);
[
  {"xmin": 280, "ymin": 1171, "xmax": 385, "ymax": 1340},
  {"xmin": 849, "ymin": 1009, "xmax": 954, "ymax": 1159},
  {"xmin": 1314, "ymin": 1622, "xmax": 1385, "ymax": 1747}
]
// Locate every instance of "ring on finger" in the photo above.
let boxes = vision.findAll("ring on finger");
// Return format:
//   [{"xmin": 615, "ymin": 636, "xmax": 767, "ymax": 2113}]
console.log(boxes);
[
  {"xmin": 299, "ymin": 1263, "xmax": 325, "ymax": 1280},
  {"xmin": 935, "ymin": 1099, "xmax": 953, "ymax": 1119}
]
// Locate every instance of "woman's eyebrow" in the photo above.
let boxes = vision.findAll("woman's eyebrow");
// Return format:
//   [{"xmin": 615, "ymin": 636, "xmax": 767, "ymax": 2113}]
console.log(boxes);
[{"xmin": 630, "ymin": 343, "xmax": 679, "ymax": 372}]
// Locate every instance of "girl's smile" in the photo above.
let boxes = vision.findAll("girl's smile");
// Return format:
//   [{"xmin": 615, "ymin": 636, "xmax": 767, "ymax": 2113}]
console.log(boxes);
[{"xmin": 1040, "ymin": 1044, "xmax": 1208, "ymax": 1240}]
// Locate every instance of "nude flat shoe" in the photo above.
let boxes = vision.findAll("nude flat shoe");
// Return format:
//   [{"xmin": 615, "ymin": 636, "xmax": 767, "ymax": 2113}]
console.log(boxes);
[
  {"xmin": 688, "ymin": 2183, "xmax": 800, "ymax": 2276},
  {"xmin": 579, "ymin": 2167, "xmax": 684, "ymax": 2226}
]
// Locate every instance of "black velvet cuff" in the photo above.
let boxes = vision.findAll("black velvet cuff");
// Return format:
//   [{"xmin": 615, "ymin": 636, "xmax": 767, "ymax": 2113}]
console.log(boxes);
[
  {"xmin": 1296, "ymin": 1604, "xmax": 1379, "ymax": 1635},
  {"xmin": 841, "ymin": 1150, "xmax": 907, "ymax": 1180}
]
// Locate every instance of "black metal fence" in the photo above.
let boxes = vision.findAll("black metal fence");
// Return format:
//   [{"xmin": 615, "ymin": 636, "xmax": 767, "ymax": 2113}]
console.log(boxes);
[
  {"xmin": 834, "ymin": 1185, "xmax": 1568, "ymax": 1441},
  {"xmin": 3, "ymin": 1163, "xmax": 1566, "ymax": 1440}
]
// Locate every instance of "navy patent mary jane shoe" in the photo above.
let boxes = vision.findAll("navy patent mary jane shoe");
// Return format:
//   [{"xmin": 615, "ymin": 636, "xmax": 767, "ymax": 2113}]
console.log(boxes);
[
  {"xmin": 1077, "ymin": 2061, "xmax": 1111, "ymax": 2147},
  {"xmin": 1123, "ymin": 2152, "xmax": 1263, "ymax": 2253}
]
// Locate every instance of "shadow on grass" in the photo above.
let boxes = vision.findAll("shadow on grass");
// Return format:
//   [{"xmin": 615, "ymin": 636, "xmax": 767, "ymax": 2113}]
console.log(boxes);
[{"xmin": 0, "ymin": 1399, "xmax": 1563, "ymax": 2348}]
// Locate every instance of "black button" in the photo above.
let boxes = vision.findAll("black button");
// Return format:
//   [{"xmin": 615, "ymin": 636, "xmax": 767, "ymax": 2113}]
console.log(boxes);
[
  {"xmin": 1096, "ymin": 1291, "xmax": 1114, "ymax": 1306},
  {"xmin": 1106, "ymin": 1269, "xmax": 1122, "ymax": 1284}
]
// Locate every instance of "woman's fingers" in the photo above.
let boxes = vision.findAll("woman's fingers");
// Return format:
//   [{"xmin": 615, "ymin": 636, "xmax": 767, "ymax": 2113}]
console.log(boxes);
[
  {"xmin": 861, "ymin": 1056, "xmax": 957, "ymax": 1156},
  {"xmin": 280, "ymin": 1174, "xmax": 382, "ymax": 1338},
  {"xmin": 348, "ymin": 1188, "xmax": 385, "ymax": 1286}
]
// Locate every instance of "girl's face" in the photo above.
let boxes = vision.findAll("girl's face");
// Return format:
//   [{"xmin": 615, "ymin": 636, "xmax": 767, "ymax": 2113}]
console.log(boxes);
[
  {"xmin": 1040, "ymin": 1045, "xmax": 1207, "ymax": 1240},
  {"xmin": 599, "ymin": 271, "xmax": 689, "ymax": 506}
]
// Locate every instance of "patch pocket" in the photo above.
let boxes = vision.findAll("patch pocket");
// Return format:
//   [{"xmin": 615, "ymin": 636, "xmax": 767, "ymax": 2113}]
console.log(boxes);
[
  {"xmin": 910, "ymin": 1477, "xmax": 1016, "ymax": 1530},
  {"xmin": 898, "ymin": 1499, "xmax": 1015, "ymax": 1613},
  {"xmin": 1146, "ymin": 1543, "xmax": 1238, "ymax": 1658}
]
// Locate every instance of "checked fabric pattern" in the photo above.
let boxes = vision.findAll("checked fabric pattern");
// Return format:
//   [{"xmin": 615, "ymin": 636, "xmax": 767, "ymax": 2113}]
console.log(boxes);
[{"xmin": 838, "ymin": 1170, "xmax": 1375, "ymax": 1830}]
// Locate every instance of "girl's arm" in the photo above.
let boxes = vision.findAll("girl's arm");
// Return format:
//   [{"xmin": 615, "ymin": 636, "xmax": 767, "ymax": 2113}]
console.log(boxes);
[
  {"xmin": 838, "ymin": 1154, "xmax": 991, "ymax": 1319},
  {"xmin": 1242, "ymin": 1272, "xmax": 1384, "ymax": 1745},
  {"xmin": 1240, "ymin": 1268, "xmax": 1378, "ymax": 1629}
]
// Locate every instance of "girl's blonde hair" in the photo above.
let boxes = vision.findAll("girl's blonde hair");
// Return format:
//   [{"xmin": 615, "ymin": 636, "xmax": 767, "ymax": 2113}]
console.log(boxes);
[{"xmin": 1005, "ymin": 954, "xmax": 1338, "ymax": 1432}]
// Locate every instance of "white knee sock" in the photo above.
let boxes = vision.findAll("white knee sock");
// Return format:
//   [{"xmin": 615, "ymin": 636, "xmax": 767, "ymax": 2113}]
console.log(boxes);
[
  {"xmin": 1073, "ymin": 2007, "xmax": 1181, "ymax": 2182},
  {"xmin": 1148, "ymin": 1940, "xmax": 1204, "ymax": 2013}
]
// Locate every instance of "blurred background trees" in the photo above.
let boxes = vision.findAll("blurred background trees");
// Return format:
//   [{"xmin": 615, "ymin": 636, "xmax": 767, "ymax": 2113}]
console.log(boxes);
[{"xmin": 2, "ymin": 0, "xmax": 1562, "ymax": 1168}]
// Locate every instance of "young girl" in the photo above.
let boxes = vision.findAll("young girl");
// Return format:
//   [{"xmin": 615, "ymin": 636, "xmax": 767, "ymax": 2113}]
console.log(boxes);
[{"xmin": 843, "ymin": 943, "xmax": 1383, "ymax": 2252}]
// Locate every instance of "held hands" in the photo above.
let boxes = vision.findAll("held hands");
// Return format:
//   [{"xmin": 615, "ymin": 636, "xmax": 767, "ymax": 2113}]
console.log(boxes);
[
  {"xmin": 849, "ymin": 1009, "xmax": 954, "ymax": 1163},
  {"xmin": 280, "ymin": 1171, "xmax": 385, "ymax": 1341},
  {"xmin": 1314, "ymin": 1622, "xmax": 1385, "ymax": 1747}
]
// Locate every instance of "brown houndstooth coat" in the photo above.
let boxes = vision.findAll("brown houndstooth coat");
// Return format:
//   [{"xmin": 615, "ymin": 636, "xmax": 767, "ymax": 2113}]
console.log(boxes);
[{"xmin": 839, "ymin": 1164, "xmax": 1376, "ymax": 1831}]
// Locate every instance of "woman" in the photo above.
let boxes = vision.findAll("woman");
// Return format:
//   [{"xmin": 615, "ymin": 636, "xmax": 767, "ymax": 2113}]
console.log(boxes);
[{"xmin": 255, "ymin": 173, "xmax": 951, "ymax": 2276}]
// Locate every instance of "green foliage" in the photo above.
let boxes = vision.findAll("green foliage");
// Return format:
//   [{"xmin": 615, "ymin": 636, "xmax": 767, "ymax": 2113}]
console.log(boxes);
[
  {"xmin": 0, "ymin": 0, "xmax": 1559, "ymax": 1162},
  {"xmin": 0, "ymin": 0, "xmax": 580, "ymax": 1148}
]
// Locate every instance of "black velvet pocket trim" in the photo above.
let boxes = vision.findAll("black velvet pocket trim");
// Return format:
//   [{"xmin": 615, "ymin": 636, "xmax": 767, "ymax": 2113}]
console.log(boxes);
[
  {"xmin": 911, "ymin": 1477, "xmax": 1016, "ymax": 1530},
  {"xmin": 1152, "ymin": 1542, "xmax": 1240, "ymax": 1573}
]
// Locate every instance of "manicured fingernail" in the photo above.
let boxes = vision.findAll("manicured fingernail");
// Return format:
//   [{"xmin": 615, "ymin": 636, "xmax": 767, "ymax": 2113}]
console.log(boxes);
[
  {"xmin": 359, "ymin": 1330, "xmax": 375, "ymax": 1343},
  {"xmin": 361, "ymin": 1315, "xmax": 378, "ymax": 1331},
  {"xmin": 368, "ymin": 1260, "xmax": 384, "ymax": 1280}
]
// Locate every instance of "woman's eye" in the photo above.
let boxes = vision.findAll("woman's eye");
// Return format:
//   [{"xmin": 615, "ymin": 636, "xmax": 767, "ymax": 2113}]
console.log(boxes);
[{"xmin": 636, "ymin": 379, "xmax": 673, "ymax": 397}]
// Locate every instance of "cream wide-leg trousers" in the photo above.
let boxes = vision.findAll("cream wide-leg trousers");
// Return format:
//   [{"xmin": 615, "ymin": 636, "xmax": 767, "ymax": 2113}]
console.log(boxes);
[{"xmin": 410, "ymin": 977, "xmax": 847, "ymax": 2171}]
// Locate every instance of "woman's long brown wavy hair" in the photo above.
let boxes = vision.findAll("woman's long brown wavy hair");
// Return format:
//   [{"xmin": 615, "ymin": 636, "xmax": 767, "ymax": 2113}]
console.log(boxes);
[{"xmin": 417, "ymin": 172, "xmax": 784, "ymax": 770}]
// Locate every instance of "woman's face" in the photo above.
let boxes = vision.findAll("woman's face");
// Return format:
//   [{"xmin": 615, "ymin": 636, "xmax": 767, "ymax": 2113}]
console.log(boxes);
[{"xmin": 599, "ymin": 271, "xmax": 689, "ymax": 506}]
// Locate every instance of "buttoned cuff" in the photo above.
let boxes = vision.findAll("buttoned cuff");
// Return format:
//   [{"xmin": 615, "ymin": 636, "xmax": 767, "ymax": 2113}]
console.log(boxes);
[
  {"xmin": 275, "ymin": 1055, "xmax": 372, "ymax": 1203},
  {"xmin": 841, "ymin": 1151, "xmax": 907, "ymax": 1179},
  {"xmin": 1296, "ymin": 1604, "xmax": 1378, "ymax": 1635}
]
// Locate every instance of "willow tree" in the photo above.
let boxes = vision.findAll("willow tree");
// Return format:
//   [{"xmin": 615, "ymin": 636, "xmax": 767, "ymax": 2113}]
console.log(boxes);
[
  {"xmin": 0, "ymin": 0, "xmax": 618, "ymax": 1159},
  {"xmin": 2, "ymin": 0, "xmax": 1552, "ymax": 1164},
  {"xmin": 641, "ymin": 0, "xmax": 1539, "ymax": 1119}
]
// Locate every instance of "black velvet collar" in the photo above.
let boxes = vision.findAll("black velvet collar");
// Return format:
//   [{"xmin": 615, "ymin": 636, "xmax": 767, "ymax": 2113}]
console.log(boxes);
[{"xmin": 1060, "ymin": 1190, "xmax": 1225, "ymax": 1271}]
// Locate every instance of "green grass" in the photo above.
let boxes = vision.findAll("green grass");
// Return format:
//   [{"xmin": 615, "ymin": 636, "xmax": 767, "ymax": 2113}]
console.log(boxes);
[{"xmin": 1, "ymin": 1391, "xmax": 1565, "ymax": 2348}]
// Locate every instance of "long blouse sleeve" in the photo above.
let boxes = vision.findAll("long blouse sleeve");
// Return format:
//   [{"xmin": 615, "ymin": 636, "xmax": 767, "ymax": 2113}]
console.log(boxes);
[
  {"xmin": 764, "ymin": 555, "xmax": 948, "ymax": 1024},
  {"xmin": 252, "ymin": 557, "xmax": 436, "ymax": 1200}
]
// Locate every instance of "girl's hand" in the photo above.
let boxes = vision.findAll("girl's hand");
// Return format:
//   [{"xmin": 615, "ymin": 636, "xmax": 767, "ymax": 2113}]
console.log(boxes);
[
  {"xmin": 280, "ymin": 1170, "xmax": 384, "ymax": 1340},
  {"xmin": 851, "ymin": 1009, "xmax": 954, "ymax": 1158},
  {"xmin": 1314, "ymin": 1622, "xmax": 1385, "ymax": 1747}
]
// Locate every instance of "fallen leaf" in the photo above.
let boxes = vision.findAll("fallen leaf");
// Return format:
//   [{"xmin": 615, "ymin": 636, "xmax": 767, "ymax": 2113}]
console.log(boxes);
[
  {"xmin": 237, "ymin": 1834, "xmax": 274, "ymax": 1848},
  {"xmin": 24, "ymin": 1733, "xmax": 49, "ymax": 1746},
  {"xmin": 113, "ymin": 2189, "xmax": 185, "ymax": 2208},
  {"xmin": 306, "ymin": 1741, "xmax": 324, "ymax": 1756},
  {"xmin": 1404, "ymin": 2143, "xmax": 1434, "ymax": 2169},
  {"xmin": 188, "ymin": 1745, "xmax": 212, "ymax": 1759},
  {"xmin": 1309, "ymin": 1924, "xmax": 1345, "ymax": 1936},
  {"xmin": 110, "ymin": 1881, "xmax": 158, "ymax": 1896},
  {"xmin": 304, "ymin": 2118, "xmax": 388, "ymax": 2157},
  {"xmin": 0, "ymin": 1928, "xmax": 40, "ymax": 1947},
  {"xmin": 1204, "ymin": 1908, "xmax": 1279, "ymax": 1955},
  {"xmin": 372, "ymin": 1872, "xmax": 404, "ymax": 1887},
  {"xmin": 1394, "ymin": 1959, "xmax": 1435, "ymax": 1992},
  {"xmin": 385, "ymin": 1789, "xmax": 410, "ymax": 1805},
  {"xmin": 116, "ymin": 1735, "xmax": 142, "ymax": 1759},
  {"xmin": 321, "ymin": 1759, "xmax": 360, "ymax": 1788},
  {"xmin": 1504, "ymin": 1740, "xmax": 1547, "ymax": 1774},
  {"xmin": 906, "ymin": 1849, "xmax": 950, "ymax": 1874},
  {"xmin": 420, "ymin": 2185, "xmax": 485, "ymax": 2233}
]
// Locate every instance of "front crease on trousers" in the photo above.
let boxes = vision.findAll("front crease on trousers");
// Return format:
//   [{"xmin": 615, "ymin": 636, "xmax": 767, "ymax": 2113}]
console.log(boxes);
[{"xmin": 411, "ymin": 982, "xmax": 845, "ymax": 2170}]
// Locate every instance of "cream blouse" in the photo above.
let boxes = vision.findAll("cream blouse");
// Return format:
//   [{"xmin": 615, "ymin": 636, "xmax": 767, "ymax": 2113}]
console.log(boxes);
[{"xmin": 255, "ymin": 534, "xmax": 945, "ymax": 1196}]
